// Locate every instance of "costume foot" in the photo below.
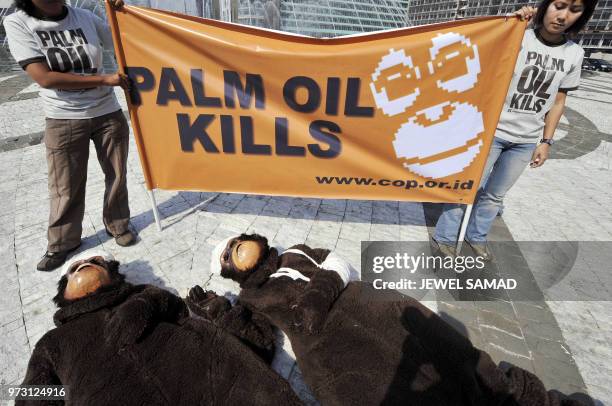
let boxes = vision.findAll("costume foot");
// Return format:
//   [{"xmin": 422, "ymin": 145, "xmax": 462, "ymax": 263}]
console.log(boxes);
[
  {"xmin": 36, "ymin": 244, "xmax": 80, "ymax": 272},
  {"xmin": 106, "ymin": 228, "xmax": 137, "ymax": 247},
  {"xmin": 466, "ymin": 240, "xmax": 493, "ymax": 262}
]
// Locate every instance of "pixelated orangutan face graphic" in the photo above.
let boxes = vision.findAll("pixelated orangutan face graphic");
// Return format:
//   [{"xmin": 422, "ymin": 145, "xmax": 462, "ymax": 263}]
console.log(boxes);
[{"xmin": 370, "ymin": 32, "xmax": 484, "ymax": 179}]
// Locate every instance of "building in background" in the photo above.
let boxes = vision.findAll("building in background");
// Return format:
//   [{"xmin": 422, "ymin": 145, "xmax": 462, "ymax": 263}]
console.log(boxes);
[
  {"xmin": 2, "ymin": 0, "xmax": 609, "ymax": 72},
  {"xmin": 1, "ymin": 0, "xmax": 411, "ymax": 71},
  {"xmin": 237, "ymin": 0, "xmax": 410, "ymax": 37},
  {"xmin": 1, "ymin": 0, "xmax": 15, "ymax": 71},
  {"xmin": 579, "ymin": 0, "xmax": 611, "ymax": 55},
  {"xmin": 237, "ymin": 0, "xmax": 281, "ymax": 30},
  {"xmin": 123, "ymin": 0, "xmax": 411, "ymax": 34},
  {"xmin": 406, "ymin": 0, "xmax": 463, "ymax": 26},
  {"xmin": 102, "ymin": 0, "xmax": 229, "ymax": 19},
  {"xmin": 407, "ymin": 0, "xmax": 611, "ymax": 56}
]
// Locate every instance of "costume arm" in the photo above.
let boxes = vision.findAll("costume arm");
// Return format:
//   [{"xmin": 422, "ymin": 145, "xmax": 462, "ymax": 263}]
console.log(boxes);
[
  {"xmin": 136, "ymin": 285, "xmax": 189, "ymax": 323},
  {"xmin": 119, "ymin": 285, "xmax": 188, "ymax": 324},
  {"xmin": 186, "ymin": 286, "xmax": 276, "ymax": 363},
  {"xmin": 283, "ymin": 245, "xmax": 348, "ymax": 334},
  {"xmin": 215, "ymin": 305, "xmax": 277, "ymax": 364},
  {"xmin": 17, "ymin": 343, "xmax": 64, "ymax": 406},
  {"xmin": 104, "ymin": 286, "xmax": 189, "ymax": 348},
  {"xmin": 292, "ymin": 268, "xmax": 345, "ymax": 334}
]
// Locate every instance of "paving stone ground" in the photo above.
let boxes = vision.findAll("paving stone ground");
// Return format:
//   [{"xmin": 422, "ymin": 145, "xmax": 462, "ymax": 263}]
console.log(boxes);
[{"xmin": 1, "ymin": 71, "xmax": 611, "ymax": 405}]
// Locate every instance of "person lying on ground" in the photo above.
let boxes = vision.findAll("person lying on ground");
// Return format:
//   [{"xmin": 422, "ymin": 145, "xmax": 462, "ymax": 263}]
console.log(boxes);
[
  {"xmin": 196, "ymin": 233, "xmax": 587, "ymax": 406},
  {"xmin": 18, "ymin": 250, "xmax": 302, "ymax": 406}
]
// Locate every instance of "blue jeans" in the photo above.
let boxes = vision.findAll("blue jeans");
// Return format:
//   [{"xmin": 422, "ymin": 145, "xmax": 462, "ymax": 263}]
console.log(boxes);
[{"xmin": 434, "ymin": 137, "xmax": 537, "ymax": 244}]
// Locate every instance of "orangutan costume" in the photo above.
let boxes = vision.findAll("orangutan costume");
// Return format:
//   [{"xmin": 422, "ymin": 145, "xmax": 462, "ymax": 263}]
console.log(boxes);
[
  {"xmin": 18, "ymin": 250, "xmax": 301, "ymax": 406},
  {"xmin": 198, "ymin": 234, "xmax": 585, "ymax": 406}
]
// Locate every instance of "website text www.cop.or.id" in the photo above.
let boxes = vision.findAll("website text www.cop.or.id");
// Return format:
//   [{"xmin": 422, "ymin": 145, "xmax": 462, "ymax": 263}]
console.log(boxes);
[{"xmin": 315, "ymin": 176, "xmax": 475, "ymax": 191}]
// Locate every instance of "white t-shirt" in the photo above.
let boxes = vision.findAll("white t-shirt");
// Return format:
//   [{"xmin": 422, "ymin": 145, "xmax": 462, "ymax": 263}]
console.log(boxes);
[
  {"xmin": 495, "ymin": 29, "xmax": 584, "ymax": 143},
  {"xmin": 3, "ymin": 6, "xmax": 121, "ymax": 119}
]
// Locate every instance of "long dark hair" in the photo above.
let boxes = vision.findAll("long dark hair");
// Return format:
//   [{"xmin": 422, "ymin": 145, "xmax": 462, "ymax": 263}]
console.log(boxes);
[
  {"xmin": 13, "ymin": 0, "xmax": 36, "ymax": 16},
  {"xmin": 533, "ymin": 0, "xmax": 598, "ymax": 36},
  {"xmin": 13, "ymin": 0, "xmax": 67, "ymax": 17}
]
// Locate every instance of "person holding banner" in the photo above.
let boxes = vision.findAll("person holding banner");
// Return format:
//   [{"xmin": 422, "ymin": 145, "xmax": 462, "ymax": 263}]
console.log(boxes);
[
  {"xmin": 3, "ymin": 0, "xmax": 137, "ymax": 272},
  {"xmin": 433, "ymin": 0, "xmax": 597, "ymax": 260}
]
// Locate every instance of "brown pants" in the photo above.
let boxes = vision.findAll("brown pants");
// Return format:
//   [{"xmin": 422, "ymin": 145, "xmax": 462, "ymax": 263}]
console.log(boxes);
[{"xmin": 45, "ymin": 110, "xmax": 130, "ymax": 252}]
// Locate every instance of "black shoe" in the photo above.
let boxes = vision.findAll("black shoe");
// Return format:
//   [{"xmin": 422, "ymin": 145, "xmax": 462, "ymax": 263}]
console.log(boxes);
[
  {"xmin": 106, "ymin": 228, "xmax": 137, "ymax": 247},
  {"xmin": 36, "ymin": 245, "xmax": 80, "ymax": 272}
]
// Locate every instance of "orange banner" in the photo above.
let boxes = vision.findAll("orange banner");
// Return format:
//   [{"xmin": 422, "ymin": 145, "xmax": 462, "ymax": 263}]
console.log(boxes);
[{"xmin": 107, "ymin": 4, "xmax": 526, "ymax": 203}]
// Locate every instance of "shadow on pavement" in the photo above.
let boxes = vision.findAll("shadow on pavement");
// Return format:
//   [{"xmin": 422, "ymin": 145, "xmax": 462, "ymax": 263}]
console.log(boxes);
[
  {"xmin": 122, "ymin": 191, "xmax": 428, "ymax": 235},
  {"xmin": 119, "ymin": 259, "xmax": 178, "ymax": 295}
]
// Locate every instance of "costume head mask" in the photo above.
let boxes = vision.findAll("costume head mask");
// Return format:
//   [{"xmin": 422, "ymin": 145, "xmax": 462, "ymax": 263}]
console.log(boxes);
[
  {"xmin": 209, "ymin": 234, "xmax": 270, "ymax": 284},
  {"xmin": 53, "ymin": 250, "xmax": 123, "ymax": 307},
  {"xmin": 63, "ymin": 259, "xmax": 111, "ymax": 300}
]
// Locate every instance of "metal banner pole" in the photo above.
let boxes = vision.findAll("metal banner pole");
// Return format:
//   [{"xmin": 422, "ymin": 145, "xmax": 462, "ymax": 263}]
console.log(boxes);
[
  {"xmin": 456, "ymin": 204, "xmax": 473, "ymax": 254},
  {"xmin": 148, "ymin": 190, "xmax": 162, "ymax": 231}
]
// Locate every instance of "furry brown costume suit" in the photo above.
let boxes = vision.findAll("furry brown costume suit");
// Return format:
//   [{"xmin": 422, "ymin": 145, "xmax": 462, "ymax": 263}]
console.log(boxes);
[
  {"xmin": 211, "ymin": 234, "xmax": 585, "ymax": 406},
  {"xmin": 18, "ymin": 256, "xmax": 302, "ymax": 406}
]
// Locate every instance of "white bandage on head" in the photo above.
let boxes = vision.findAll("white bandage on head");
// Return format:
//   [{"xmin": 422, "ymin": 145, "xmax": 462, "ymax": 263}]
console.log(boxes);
[
  {"xmin": 209, "ymin": 237, "xmax": 233, "ymax": 276},
  {"xmin": 206, "ymin": 236, "xmax": 241, "ymax": 303},
  {"xmin": 61, "ymin": 249, "xmax": 115, "ymax": 275}
]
